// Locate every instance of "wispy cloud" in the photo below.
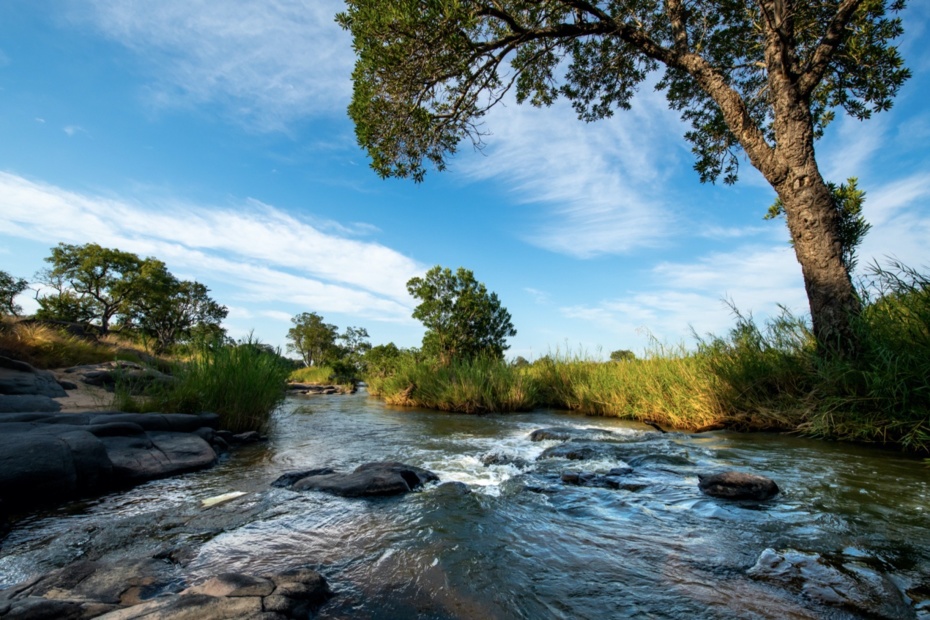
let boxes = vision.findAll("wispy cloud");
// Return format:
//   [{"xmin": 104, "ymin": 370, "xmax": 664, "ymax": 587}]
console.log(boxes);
[
  {"xmin": 63, "ymin": 125, "xmax": 87, "ymax": 137},
  {"xmin": 70, "ymin": 0, "xmax": 352, "ymax": 131},
  {"xmin": 561, "ymin": 243, "xmax": 809, "ymax": 349},
  {"xmin": 0, "ymin": 171, "xmax": 423, "ymax": 322},
  {"xmin": 456, "ymin": 89, "xmax": 687, "ymax": 258}
]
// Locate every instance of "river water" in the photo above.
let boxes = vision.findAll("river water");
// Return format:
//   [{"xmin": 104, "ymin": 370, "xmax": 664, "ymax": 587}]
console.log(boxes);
[{"xmin": 2, "ymin": 391, "xmax": 929, "ymax": 619}]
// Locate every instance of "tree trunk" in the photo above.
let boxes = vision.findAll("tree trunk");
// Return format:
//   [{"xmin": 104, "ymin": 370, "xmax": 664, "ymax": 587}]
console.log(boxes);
[{"xmin": 775, "ymin": 162, "xmax": 861, "ymax": 356}]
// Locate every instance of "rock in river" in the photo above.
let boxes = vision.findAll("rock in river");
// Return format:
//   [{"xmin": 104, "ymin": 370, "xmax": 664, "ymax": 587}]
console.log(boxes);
[
  {"xmin": 275, "ymin": 461, "xmax": 439, "ymax": 497},
  {"xmin": 698, "ymin": 470, "xmax": 779, "ymax": 500}
]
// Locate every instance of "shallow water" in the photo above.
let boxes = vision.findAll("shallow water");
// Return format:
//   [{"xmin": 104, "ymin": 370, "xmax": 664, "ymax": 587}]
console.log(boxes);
[{"xmin": 2, "ymin": 391, "xmax": 929, "ymax": 618}]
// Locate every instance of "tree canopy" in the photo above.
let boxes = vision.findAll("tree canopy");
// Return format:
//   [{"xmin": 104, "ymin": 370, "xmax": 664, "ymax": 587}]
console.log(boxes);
[
  {"xmin": 338, "ymin": 0, "xmax": 910, "ymax": 355},
  {"xmin": 0, "ymin": 270, "xmax": 29, "ymax": 317},
  {"xmin": 32, "ymin": 243, "xmax": 226, "ymax": 351},
  {"xmin": 407, "ymin": 266, "xmax": 516, "ymax": 363},
  {"xmin": 286, "ymin": 312, "xmax": 339, "ymax": 367}
]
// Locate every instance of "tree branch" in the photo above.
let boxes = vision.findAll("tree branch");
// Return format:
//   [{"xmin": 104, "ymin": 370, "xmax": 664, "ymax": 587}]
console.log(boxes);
[
  {"xmin": 665, "ymin": 0, "xmax": 690, "ymax": 53},
  {"xmin": 798, "ymin": 0, "xmax": 863, "ymax": 96}
]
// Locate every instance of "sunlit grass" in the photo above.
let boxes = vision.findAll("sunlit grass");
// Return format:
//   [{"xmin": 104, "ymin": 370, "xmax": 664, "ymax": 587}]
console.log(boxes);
[{"xmin": 116, "ymin": 336, "xmax": 290, "ymax": 433}]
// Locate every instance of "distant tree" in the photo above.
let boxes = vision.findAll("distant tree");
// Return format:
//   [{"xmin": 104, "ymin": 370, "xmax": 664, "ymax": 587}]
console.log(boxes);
[
  {"xmin": 125, "ymin": 260, "xmax": 228, "ymax": 353},
  {"xmin": 512, "ymin": 355, "xmax": 530, "ymax": 367},
  {"xmin": 37, "ymin": 243, "xmax": 146, "ymax": 333},
  {"xmin": 364, "ymin": 342, "xmax": 403, "ymax": 378},
  {"xmin": 610, "ymin": 349, "xmax": 636, "ymax": 362},
  {"xmin": 336, "ymin": 326, "xmax": 372, "ymax": 373},
  {"xmin": 286, "ymin": 312, "xmax": 338, "ymax": 367},
  {"xmin": 407, "ymin": 266, "xmax": 516, "ymax": 364},
  {"xmin": 0, "ymin": 270, "xmax": 29, "ymax": 317},
  {"xmin": 338, "ymin": 0, "xmax": 911, "ymax": 356},
  {"xmin": 34, "ymin": 268, "xmax": 97, "ymax": 324}
]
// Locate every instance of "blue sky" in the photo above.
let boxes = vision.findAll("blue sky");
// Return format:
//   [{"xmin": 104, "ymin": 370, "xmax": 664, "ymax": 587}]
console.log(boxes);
[{"xmin": 1, "ymin": 1, "xmax": 929, "ymax": 361}]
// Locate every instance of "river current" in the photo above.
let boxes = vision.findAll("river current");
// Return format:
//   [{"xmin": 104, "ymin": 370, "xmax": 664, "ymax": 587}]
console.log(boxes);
[{"xmin": 2, "ymin": 391, "xmax": 929, "ymax": 619}]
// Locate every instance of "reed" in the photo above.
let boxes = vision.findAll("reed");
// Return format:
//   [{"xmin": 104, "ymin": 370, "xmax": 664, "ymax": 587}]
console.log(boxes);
[
  {"xmin": 288, "ymin": 365, "xmax": 337, "ymax": 384},
  {"xmin": 117, "ymin": 335, "xmax": 290, "ymax": 433},
  {"xmin": 367, "ymin": 353, "xmax": 538, "ymax": 413}
]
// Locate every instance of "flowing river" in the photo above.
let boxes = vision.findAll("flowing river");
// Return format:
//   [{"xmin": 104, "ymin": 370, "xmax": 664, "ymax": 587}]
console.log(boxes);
[{"xmin": 2, "ymin": 391, "xmax": 929, "ymax": 619}]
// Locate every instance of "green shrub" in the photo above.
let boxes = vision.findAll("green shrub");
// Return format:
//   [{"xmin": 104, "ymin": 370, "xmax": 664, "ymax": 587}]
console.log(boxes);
[{"xmin": 118, "ymin": 335, "xmax": 290, "ymax": 433}]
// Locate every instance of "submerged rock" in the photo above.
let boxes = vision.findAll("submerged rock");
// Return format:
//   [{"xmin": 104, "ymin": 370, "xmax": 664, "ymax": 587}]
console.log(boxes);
[
  {"xmin": 481, "ymin": 452, "xmax": 531, "ymax": 469},
  {"xmin": 529, "ymin": 427, "xmax": 617, "ymax": 442},
  {"xmin": 559, "ymin": 467, "xmax": 646, "ymax": 491},
  {"xmin": 698, "ymin": 471, "xmax": 779, "ymax": 501},
  {"xmin": 537, "ymin": 441, "xmax": 630, "ymax": 461},
  {"xmin": 748, "ymin": 548, "xmax": 913, "ymax": 619},
  {"xmin": 278, "ymin": 461, "xmax": 439, "ymax": 497}
]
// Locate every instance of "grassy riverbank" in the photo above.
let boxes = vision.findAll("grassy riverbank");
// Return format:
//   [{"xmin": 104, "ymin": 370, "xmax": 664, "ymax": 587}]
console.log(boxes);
[
  {"xmin": 368, "ymin": 263, "xmax": 930, "ymax": 453},
  {"xmin": 0, "ymin": 320, "xmax": 290, "ymax": 432}
]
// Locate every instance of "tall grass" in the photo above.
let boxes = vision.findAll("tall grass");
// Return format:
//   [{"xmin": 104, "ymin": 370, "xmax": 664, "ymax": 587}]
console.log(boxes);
[
  {"xmin": 288, "ymin": 365, "xmax": 337, "ymax": 384},
  {"xmin": 117, "ymin": 336, "xmax": 290, "ymax": 433},
  {"xmin": 367, "ymin": 262, "xmax": 930, "ymax": 453},
  {"xmin": 367, "ymin": 353, "xmax": 538, "ymax": 413},
  {"xmin": 0, "ymin": 319, "xmax": 151, "ymax": 368}
]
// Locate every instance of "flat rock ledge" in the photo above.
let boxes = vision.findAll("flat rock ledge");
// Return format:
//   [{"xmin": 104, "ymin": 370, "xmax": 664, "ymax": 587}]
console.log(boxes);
[
  {"xmin": 698, "ymin": 470, "xmax": 780, "ymax": 501},
  {"xmin": 0, "ymin": 559, "xmax": 331, "ymax": 620},
  {"xmin": 286, "ymin": 383, "xmax": 356, "ymax": 395},
  {"xmin": 273, "ymin": 461, "xmax": 439, "ymax": 497},
  {"xmin": 0, "ymin": 411, "xmax": 224, "ymax": 515}
]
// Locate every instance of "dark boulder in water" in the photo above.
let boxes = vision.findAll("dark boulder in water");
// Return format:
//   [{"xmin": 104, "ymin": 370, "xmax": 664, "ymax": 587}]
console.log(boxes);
[
  {"xmin": 529, "ymin": 426, "xmax": 617, "ymax": 442},
  {"xmin": 698, "ymin": 470, "xmax": 779, "ymax": 500},
  {"xmin": 278, "ymin": 461, "xmax": 439, "ymax": 497},
  {"xmin": 538, "ymin": 441, "xmax": 630, "ymax": 461}
]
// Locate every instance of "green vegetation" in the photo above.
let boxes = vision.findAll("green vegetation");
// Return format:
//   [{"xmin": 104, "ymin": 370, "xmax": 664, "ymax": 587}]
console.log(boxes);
[
  {"xmin": 34, "ymin": 242, "xmax": 227, "ymax": 353},
  {"xmin": 116, "ymin": 336, "xmax": 291, "ymax": 433},
  {"xmin": 367, "ymin": 352, "xmax": 537, "ymax": 414},
  {"xmin": 0, "ymin": 319, "xmax": 154, "ymax": 368},
  {"xmin": 338, "ymin": 0, "xmax": 911, "ymax": 356},
  {"xmin": 0, "ymin": 270, "xmax": 29, "ymax": 317},
  {"xmin": 367, "ymin": 261, "xmax": 930, "ymax": 453},
  {"xmin": 407, "ymin": 265, "xmax": 516, "ymax": 364},
  {"xmin": 285, "ymin": 312, "xmax": 371, "ymax": 384},
  {"xmin": 288, "ymin": 364, "xmax": 337, "ymax": 384}
]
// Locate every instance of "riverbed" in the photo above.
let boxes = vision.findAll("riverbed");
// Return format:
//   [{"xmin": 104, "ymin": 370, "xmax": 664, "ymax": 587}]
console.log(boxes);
[{"xmin": 2, "ymin": 390, "xmax": 928, "ymax": 618}]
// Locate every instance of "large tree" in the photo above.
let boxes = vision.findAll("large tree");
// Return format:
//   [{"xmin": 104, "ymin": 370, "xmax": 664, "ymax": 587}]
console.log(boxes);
[
  {"xmin": 125, "ymin": 260, "xmax": 228, "ymax": 353},
  {"xmin": 37, "ymin": 243, "xmax": 146, "ymax": 334},
  {"xmin": 0, "ymin": 270, "xmax": 29, "ymax": 317},
  {"xmin": 338, "ymin": 0, "xmax": 910, "ymax": 355},
  {"xmin": 286, "ymin": 312, "xmax": 339, "ymax": 367},
  {"xmin": 407, "ymin": 266, "xmax": 516, "ymax": 363}
]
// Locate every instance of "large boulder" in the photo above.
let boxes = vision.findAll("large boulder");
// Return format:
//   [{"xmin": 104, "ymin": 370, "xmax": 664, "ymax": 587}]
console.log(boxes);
[
  {"xmin": 279, "ymin": 461, "xmax": 439, "ymax": 497},
  {"xmin": 101, "ymin": 432, "xmax": 216, "ymax": 484},
  {"xmin": 0, "ymin": 411, "xmax": 220, "ymax": 513},
  {"xmin": 697, "ymin": 470, "xmax": 779, "ymax": 500},
  {"xmin": 0, "ymin": 356, "xmax": 68, "ymax": 398},
  {"xmin": 0, "ymin": 395, "xmax": 62, "ymax": 413}
]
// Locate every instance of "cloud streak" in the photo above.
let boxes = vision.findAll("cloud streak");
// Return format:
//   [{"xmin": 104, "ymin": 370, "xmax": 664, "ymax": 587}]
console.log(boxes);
[
  {"xmin": 0, "ymin": 171, "xmax": 423, "ymax": 322},
  {"xmin": 71, "ymin": 0, "xmax": 352, "ymax": 130},
  {"xmin": 456, "ymin": 90, "xmax": 687, "ymax": 259}
]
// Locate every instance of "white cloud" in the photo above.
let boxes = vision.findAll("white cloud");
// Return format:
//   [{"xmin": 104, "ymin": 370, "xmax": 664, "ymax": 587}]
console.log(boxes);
[
  {"xmin": 0, "ymin": 171, "xmax": 423, "ymax": 322},
  {"xmin": 260, "ymin": 310, "xmax": 293, "ymax": 322},
  {"xmin": 456, "ymin": 89, "xmax": 687, "ymax": 258},
  {"xmin": 71, "ymin": 0, "xmax": 352, "ymax": 130},
  {"xmin": 63, "ymin": 125, "xmax": 87, "ymax": 137},
  {"xmin": 561, "ymin": 243, "xmax": 809, "ymax": 350}
]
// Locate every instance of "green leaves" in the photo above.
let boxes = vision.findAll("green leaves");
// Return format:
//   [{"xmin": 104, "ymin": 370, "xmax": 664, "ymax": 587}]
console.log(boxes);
[
  {"xmin": 342, "ymin": 0, "xmax": 910, "ymax": 186},
  {"xmin": 286, "ymin": 311, "xmax": 339, "ymax": 367},
  {"xmin": 407, "ymin": 265, "xmax": 516, "ymax": 363},
  {"xmin": 0, "ymin": 270, "xmax": 29, "ymax": 317}
]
